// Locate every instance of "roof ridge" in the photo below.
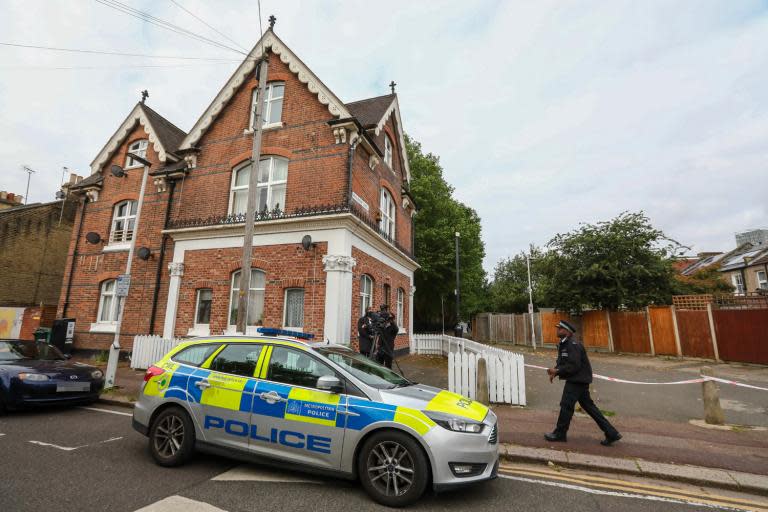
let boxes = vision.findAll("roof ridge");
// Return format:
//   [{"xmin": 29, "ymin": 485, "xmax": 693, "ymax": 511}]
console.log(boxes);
[
  {"xmin": 139, "ymin": 103, "xmax": 187, "ymax": 136},
  {"xmin": 345, "ymin": 93, "xmax": 396, "ymax": 106}
]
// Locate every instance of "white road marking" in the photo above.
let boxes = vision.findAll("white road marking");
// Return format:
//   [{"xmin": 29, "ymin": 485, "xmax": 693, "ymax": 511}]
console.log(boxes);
[
  {"xmin": 499, "ymin": 474, "xmax": 741, "ymax": 511},
  {"xmin": 27, "ymin": 436, "xmax": 123, "ymax": 451},
  {"xmin": 134, "ymin": 495, "xmax": 228, "ymax": 512},
  {"xmin": 78, "ymin": 406, "xmax": 133, "ymax": 417},
  {"xmin": 212, "ymin": 464, "xmax": 321, "ymax": 484}
]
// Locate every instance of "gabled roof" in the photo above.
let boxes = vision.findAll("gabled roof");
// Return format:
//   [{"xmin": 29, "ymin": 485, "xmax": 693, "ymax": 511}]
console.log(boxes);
[
  {"xmin": 90, "ymin": 102, "xmax": 187, "ymax": 174},
  {"xmin": 179, "ymin": 29, "xmax": 351, "ymax": 151},
  {"xmin": 346, "ymin": 94, "xmax": 396, "ymax": 128}
]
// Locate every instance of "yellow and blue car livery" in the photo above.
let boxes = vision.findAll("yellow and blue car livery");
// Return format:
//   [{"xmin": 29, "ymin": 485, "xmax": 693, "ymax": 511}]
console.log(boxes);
[{"xmin": 133, "ymin": 334, "xmax": 498, "ymax": 493}]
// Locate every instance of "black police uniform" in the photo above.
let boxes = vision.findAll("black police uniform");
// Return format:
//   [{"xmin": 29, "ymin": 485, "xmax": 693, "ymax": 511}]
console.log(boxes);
[
  {"xmin": 377, "ymin": 315, "xmax": 399, "ymax": 369},
  {"xmin": 552, "ymin": 335, "xmax": 620, "ymax": 441},
  {"xmin": 357, "ymin": 313, "xmax": 374, "ymax": 357}
]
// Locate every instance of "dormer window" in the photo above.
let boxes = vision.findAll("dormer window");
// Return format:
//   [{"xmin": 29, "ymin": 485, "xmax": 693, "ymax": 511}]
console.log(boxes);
[
  {"xmin": 125, "ymin": 140, "xmax": 148, "ymax": 169},
  {"xmin": 250, "ymin": 82, "xmax": 285, "ymax": 129},
  {"xmin": 384, "ymin": 135, "xmax": 393, "ymax": 167}
]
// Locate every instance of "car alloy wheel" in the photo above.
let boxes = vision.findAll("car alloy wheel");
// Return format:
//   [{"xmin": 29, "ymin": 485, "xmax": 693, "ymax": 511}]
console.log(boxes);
[
  {"xmin": 149, "ymin": 406, "xmax": 195, "ymax": 467},
  {"xmin": 367, "ymin": 441, "xmax": 415, "ymax": 497},
  {"xmin": 154, "ymin": 414, "xmax": 185, "ymax": 459}
]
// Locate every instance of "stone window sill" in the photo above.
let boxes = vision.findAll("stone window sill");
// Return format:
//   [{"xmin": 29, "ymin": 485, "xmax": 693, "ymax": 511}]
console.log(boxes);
[
  {"xmin": 90, "ymin": 323, "xmax": 117, "ymax": 333},
  {"xmin": 103, "ymin": 243, "xmax": 131, "ymax": 253},
  {"xmin": 243, "ymin": 122, "xmax": 284, "ymax": 135}
]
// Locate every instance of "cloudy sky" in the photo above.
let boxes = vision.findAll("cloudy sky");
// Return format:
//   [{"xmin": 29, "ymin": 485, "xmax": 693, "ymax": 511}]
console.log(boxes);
[{"xmin": 1, "ymin": 0, "xmax": 767, "ymax": 274}]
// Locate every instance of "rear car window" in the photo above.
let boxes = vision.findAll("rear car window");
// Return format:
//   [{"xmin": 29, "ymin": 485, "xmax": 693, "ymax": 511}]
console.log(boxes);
[
  {"xmin": 209, "ymin": 344, "xmax": 264, "ymax": 377},
  {"xmin": 171, "ymin": 344, "xmax": 219, "ymax": 367}
]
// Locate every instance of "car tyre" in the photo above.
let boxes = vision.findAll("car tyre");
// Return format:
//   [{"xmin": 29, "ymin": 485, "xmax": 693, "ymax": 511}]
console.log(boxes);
[
  {"xmin": 358, "ymin": 430, "xmax": 429, "ymax": 507},
  {"xmin": 149, "ymin": 406, "xmax": 195, "ymax": 467}
]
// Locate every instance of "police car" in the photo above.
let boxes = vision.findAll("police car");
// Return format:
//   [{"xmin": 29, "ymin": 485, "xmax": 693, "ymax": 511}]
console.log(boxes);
[{"xmin": 132, "ymin": 329, "xmax": 498, "ymax": 507}]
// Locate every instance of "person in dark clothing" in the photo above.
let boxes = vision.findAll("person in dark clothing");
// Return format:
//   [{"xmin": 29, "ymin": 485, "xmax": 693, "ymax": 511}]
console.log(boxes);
[
  {"xmin": 376, "ymin": 304, "xmax": 399, "ymax": 369},
  {"xmin": 357, "ymin": 307, "xmax": 376, "ymax": 358},
  {"xmin": 545, "ymin": 320, "xmax": 622, "ymax": 446}
]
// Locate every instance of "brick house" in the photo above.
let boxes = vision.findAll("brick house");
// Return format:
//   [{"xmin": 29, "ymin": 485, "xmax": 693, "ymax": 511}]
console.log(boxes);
[{"xmin": 58, "ymin": 29, "xmax": 418, "ymax": 354}]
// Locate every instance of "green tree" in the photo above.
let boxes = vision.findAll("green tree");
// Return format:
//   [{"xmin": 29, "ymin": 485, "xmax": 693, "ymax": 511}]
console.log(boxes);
[
  {"xmin": 539, "ymin": 211, "xmax": 681, "ymax": 312},
  {"xmin": 672, "ymin": 265, "xmax": 734, "ymax": 295},
  {"xmin": 487, "ymin": 247, "xmax": 546, "ymax": 313},
  {"xmin": 407, "ymin": 135, "xmax": 487, "ymax": 330}
]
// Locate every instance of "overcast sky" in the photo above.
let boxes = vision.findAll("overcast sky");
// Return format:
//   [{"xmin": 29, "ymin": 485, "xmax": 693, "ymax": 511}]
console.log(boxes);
[{"xmin": 1, "ymin": 0, "xmax": 767, "ymax": 274}]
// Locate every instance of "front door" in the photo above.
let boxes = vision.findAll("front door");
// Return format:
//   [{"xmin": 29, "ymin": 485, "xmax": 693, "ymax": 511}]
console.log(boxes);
[
  {"xmin": 187, "ymin": 343, "xmax": 264, "ymax": 451},
  {"xmin": 250, "ymin": 345, "xmax": 346, "ymax": 469}
]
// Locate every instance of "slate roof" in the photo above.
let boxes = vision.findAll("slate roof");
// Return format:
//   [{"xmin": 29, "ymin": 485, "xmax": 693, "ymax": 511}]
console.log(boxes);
[
  {"xmin": 70, "ymin": 172, "xmax": 104, "ymax": 190},
  {"xmin": 141, "ymin": 104, "xmax": 187, "ymax": 155},
  {"xmin": 345, "ymin": 94, "xmax": 396, "ymax": 128},
  {"xmin": 720, "ymin": 248, "xmax": 768, "ymax": 272}
]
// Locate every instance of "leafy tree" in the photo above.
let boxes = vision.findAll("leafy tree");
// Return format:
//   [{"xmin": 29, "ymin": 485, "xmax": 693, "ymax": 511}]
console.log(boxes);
[
  {"xmin": 539, "ymin": 211, "xmax": 681, "ymax": 312},
  {"xmin": 672, "ymin": 265, "xmax": 734, "ymax": 295},
  {"xmin": 406, "ymin": 135, "xmax": 487, "ymax": 330},
  {"xmin": 487, "ymin": 247, "xmax": 546, "ymax": 313}
]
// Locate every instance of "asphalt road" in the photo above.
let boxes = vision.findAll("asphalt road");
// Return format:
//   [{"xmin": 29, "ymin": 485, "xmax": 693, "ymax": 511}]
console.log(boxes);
[{"xmin": 2, "ymin": 406, "xmax": 766, "ymax": 512}]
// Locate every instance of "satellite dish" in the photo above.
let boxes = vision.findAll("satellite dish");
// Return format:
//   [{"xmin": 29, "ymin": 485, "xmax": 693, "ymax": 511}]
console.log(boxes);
[
  {"xmin": 301, "ymin": 235, "xmax": 313, "ymax": 251},
  {"xmin": 85, "ymin": 232, "xmax": 102, "ymax": 244},
  {"xmin": 137, "ymin": 247, "xmax": 151, "ymax": 260},
  {"xmin": 110, "ymin": 164, "xmax": 126, "ymax": 178},
  {"xmin": 55, "ymin": 190, "xmax": 66, "ymax": 200}
]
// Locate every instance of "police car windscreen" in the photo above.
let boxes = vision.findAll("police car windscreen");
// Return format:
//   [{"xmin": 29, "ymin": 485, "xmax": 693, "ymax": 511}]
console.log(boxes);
[{"xmin": 315, "ymin": 347, "xmax": 411, "ymax": 390}]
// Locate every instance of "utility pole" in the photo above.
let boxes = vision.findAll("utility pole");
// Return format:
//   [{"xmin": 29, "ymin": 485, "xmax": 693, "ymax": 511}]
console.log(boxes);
[
  {"xmin": 454, "ymin": 231, "xmax": 461, "ymax": 337},
  {"xmin": 22, "ymin": 166, "xmax": 35, "ymax": 204},
  {"xmin": 105, "ymin": 154, "xmax": 150, "ymax": 389},
  {"xmin": 526, "ymin": 245, "xmax": 536, "ymax": 350},
  {"xmin": 236, "ymin": 33, "xmax": 270, "ymax": 334}
]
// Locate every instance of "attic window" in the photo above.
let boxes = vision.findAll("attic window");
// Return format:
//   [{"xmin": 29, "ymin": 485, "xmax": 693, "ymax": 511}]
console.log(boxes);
[
  {"xmin": 125, "ymin": 140, "xmax": 148, "ymax": 169},
  {"xmin": 250, "ymin": 82, "xmax": 285, "ymax": 129},
  {"xmin": 384, "ymin": 135, "xmax": 393, "ymax": 167}
]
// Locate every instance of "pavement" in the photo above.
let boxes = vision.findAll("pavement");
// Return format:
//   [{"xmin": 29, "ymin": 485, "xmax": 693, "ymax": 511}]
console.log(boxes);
[{"xmin": 72, "ymin": 350, "xmax": 768, "ymax": 499}]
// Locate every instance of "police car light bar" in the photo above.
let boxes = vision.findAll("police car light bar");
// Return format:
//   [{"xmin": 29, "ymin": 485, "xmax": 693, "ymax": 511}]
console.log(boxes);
[{"xmin": 256, "ymin": 327, "xmax": 315, "ymax": 340}]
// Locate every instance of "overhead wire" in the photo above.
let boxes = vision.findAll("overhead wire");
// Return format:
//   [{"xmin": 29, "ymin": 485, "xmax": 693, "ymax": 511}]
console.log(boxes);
[
  {"xmin": 168, "ymin": 0, "xmax": 248, "ymax": 53},
  {"xmin": 93, "ymin": 0, "xmax": 247, "ymax": 55},
  {"xmin": 0, "ymin": 41, "xmax": 241, "ymax": 61}
]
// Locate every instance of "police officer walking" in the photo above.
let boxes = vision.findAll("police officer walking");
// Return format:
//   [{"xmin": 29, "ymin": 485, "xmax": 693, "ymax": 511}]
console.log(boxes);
[
  {"xmin": 357, "ymin": 306, "xmax": 375, "ymax": 358},
  {"xmin": 376, "ymin": 304, "xmax": 399, "ymax": 369},
  {"xmin": 545, "ymin": 320, "xmax": 622, "ymax": 446}
]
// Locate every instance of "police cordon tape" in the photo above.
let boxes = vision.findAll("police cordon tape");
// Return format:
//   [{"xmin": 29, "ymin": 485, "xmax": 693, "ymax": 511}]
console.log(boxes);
[{"xmin": 524, "ymin": 363, "xmax": 768, "ymax": 391}]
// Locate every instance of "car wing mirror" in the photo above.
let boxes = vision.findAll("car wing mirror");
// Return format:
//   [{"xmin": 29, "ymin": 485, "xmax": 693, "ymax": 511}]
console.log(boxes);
[{"xmin": 317, "ymin": 375, "xmax": 344, "ymax": 394}]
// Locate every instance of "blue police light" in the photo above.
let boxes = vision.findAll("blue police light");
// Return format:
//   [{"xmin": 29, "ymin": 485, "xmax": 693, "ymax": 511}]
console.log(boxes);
[{"xmin": 256, "ymin": 327, "xmax": 315, "ymax": 340}]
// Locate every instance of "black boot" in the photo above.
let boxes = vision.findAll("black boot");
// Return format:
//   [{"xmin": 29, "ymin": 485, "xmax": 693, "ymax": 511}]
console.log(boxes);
[
  {"xmin": 544, "ymin": 431, "xmax": 567, "ymax": 442},
  {"xmin": 600, "ymin": 433, "xmax": 622, "ymax": 446}
]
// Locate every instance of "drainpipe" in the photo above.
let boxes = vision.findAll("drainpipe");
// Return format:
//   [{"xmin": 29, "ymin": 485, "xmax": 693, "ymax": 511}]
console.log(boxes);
[
  {"xmin": 62, "ymin": 197, "xmax": 88, "ymax": 317},
  {"xmin": 149, "ymin": 179, "xmax": 176, "ymax": 334},
  {"xmin": 346, "ymin": 134, "xmax": 359, "ymax": 207}
]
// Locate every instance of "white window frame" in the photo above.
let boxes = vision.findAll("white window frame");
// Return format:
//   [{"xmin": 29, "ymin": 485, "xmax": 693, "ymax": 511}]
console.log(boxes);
[
  {"xmin": 283, "ymin": 288, "xmax": 305, "ymax": 331},
  {"xmin": 228, "ymin": 157, "xmax": 288, "ymax": 215},
  {"xmin": 360, "ymin": 275, "xmax": 373, "ymax": 317},
  {"xmin": 732, "ymin": 273, "xmax": 745, "ymax": 295},
  {"xmin": 96, "ymin": 279, "xmax": 121, "ymax": 324},
  {"xmin": 384, "ymin": 135, "xmax": 393, "ymax": 167},
  {"xmin": 756, "ymin": 270, "xmax": 768, "ymax": 290},
  {"xmin": 379, "ymin": 188, "xmax": 396, "ymax": 239},
  {"xmin": 250, "ymin": 82, "xmax": 285, "ymax": 130},
  {"xmin": 109, "ymin": 200, "xmax": 137, "ymax": 245},
  {"xmin": 227, "ymin": 269, "xmax": 266, "ymax": 332},
  {"xmin": 125, "ymin": 139, "xmax": 148, "ymax": 169},
  {"xmin": 194, "ymin": 288, "xmax": 213, "ymax": 326},
  {"xmin": 396, "ymin": 287, "xmax": 404, "ymax": 330}
]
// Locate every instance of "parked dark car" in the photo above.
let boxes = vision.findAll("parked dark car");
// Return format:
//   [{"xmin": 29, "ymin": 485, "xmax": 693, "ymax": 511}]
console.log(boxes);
[{"xmin": 0, "ymin": 339, "xmax": 104, "ymax": 413}]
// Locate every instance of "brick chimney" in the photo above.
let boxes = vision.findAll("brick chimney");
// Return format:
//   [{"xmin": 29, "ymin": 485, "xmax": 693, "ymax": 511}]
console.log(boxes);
[{"xmin": 0, "ymin": 191, "xmax": 24, "ymax": 210}]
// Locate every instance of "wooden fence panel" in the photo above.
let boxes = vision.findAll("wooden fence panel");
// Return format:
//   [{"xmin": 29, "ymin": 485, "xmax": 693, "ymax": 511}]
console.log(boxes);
[
  {"xmin": 713, "ymin": 309, "xmax": 768, "ymax": 365},
  {"xmin": 648, "ymin": 306, "xmax": 677, "ymax": 356},
  {"xmin": 494, "ymin": 314, "xmax": 515, "ymax": 342},
  {"xmin": 513, "ymin": 314, "xmax": 529, "ymax": 344},
  {"xmin": 474, "ymin": 313, "xmax": 490, "ymax": 342},
  {"xmin": 540, "ymin": 311, "xmax": 570, "ymax": 344},
  {"xmin": 676, "ymin": 310, "xmax": 714, "ymax": 359},
  {"xmin": 609, "ymin": 311, "xmax": 651, "ymax": 353},
  {"xmin": 581, "ymin": 311, "xmax": 610, "ymax": 348}
]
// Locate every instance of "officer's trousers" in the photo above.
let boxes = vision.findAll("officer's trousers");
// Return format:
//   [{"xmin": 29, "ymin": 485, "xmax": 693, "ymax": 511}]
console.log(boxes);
[{"xmin": 555, "ymin": 382, "xmax": 618, "ymax": 437}]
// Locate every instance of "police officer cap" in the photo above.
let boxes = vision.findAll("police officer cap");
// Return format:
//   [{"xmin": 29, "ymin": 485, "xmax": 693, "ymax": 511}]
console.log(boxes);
[{"xmin": 556, "ymin": 320, "xmax": 576, "ymax": 333}]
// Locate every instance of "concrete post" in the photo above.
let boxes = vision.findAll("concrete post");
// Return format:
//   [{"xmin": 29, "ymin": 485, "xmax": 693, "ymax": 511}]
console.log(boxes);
[
  {"xmin": 645, "ymin": 306, "xmax": 656, "ymax": 356},
  {"xmin": 706, "ymin": 303, "xmax": 721, "ymax": 362},
  {"xmin": 476, "ymin": 357, "xmax": 489, "ymax": 405},
  {"xmin": 700, "ymin": 366, "xmax": 725, "ymax": 425},
  {"xmin": 605, "ymin": 310, "xmax": 615, "ymax": 352},
  {"xmin": 670, "ymin": 305, "xmax": 683, "ymax": 358}
]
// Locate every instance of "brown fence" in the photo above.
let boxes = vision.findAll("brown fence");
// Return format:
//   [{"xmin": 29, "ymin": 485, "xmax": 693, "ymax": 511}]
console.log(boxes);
[
  {"xmin": 713, "ymin": 309, "xmax": 768, "ymax": 365},
  {"xmin": 472, "ymin": 306, "xmax": 768, "ymax": 365}
]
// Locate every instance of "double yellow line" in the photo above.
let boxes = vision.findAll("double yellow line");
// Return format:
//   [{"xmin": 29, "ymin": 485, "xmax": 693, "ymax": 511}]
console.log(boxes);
[{"xmin": 498, "ymin": 464, "xmax": 768, "ymax": 512}]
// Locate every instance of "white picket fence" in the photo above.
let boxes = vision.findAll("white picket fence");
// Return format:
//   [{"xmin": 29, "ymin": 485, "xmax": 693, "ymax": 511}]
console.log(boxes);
[
  {"xmin": 412, "ymin": 334, "xmax": 526, "ymax": 405},
  {"xmin": 130, "ymin": 335, "xmax": 183, "ymax": 370}
]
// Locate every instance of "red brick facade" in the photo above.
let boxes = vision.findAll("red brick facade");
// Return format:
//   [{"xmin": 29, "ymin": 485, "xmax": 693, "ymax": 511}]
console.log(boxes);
[{"xmin": 58, "ymin": 30, "xmax": 417, "ymax": 353}]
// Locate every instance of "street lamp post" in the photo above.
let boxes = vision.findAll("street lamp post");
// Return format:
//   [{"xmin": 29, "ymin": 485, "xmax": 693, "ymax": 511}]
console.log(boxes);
[
  {"xmin": 454, "ymin": 231, "xmax": 461, "ymax": 337},
  {"xmin": 104, "ymin": 153, "xmax": 151, "ymax": 389},
  {"xmin": 526, "ymin": 250, "xmax": 536, "ymax": 350}
]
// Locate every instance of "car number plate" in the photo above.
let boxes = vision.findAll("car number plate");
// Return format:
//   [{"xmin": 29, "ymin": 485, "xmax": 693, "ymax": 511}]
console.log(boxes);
[{"xmin": 56, "ymin": 382, "xmax": 91, "ymax": 392}]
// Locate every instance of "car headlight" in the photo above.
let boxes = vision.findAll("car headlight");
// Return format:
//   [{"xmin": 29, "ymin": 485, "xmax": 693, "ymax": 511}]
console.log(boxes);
[
  {"xmin": 91, "ymin": 370, "xmax": 103, "ymax": 379},
  {"xmin": 18, "ymin": 373, "xmax": 50, "ymax": 381},
  {"xmin": 423, "ymin": 411, "xmax": 484, "ymax": 433}
]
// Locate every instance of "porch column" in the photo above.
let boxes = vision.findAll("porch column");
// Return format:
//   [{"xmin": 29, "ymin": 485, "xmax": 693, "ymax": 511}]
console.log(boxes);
[
  {"xmin": 162, "ymin": 262, "xmax": 184, "ymax": 339},
  {"xmin": 322, "ymin": 255, "xmax": 356, "ymax": 345}
]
